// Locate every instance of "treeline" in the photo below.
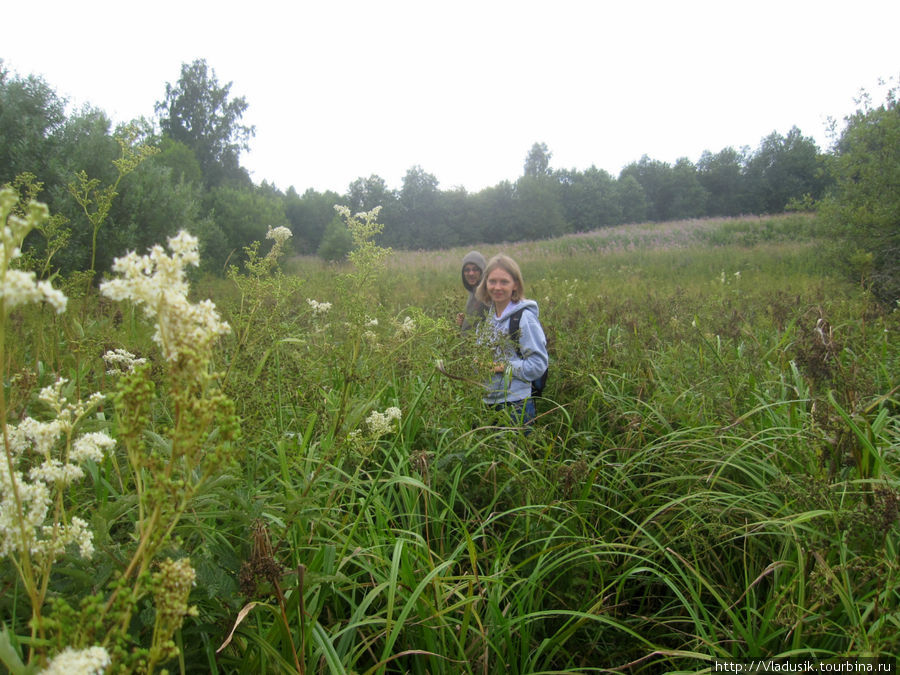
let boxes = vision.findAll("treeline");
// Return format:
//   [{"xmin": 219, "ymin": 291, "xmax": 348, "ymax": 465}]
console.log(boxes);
[
  {"xmin": 335, "ymin": 130, "xmax": 829, "ymax": 256},
  {"xmin": 0, "ymin": 57, "xmax": 883, "ymax": 280}
]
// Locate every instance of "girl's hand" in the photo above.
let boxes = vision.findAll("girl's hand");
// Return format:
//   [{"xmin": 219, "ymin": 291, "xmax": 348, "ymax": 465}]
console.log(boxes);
[{"xmin": 491, "ymin": 362, "xmax": 506, "ymax": 374}]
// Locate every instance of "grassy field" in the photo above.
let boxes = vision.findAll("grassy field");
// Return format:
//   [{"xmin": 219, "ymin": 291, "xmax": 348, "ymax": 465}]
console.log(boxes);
[{"xmin": 2, "ymin": 209, "xmax": 898, "ymax": 673}]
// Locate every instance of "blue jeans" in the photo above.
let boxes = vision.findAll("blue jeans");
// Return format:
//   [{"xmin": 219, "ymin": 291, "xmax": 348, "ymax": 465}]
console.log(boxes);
[{"xmin": 488, "ymin": 398, "xmax": 536, "ymax": 427}]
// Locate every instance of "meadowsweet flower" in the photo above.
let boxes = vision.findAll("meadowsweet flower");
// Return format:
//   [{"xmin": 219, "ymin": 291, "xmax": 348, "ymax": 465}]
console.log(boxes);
[
  {"xmin": 365, "ymin": 317, "xmax": 378, "ymax": 327},
  {"xmin": 38, "ymin": 379, "xmax": 68, "ymax": 409},
  {"xmin": 102, "ymin": 348, "xmax": 147, "ymax": 375},
  {"xmin": 266, "ymin": 225, "xmax": 292, "ymax": 245},
  {"xmin": 0, "ymin": 468, "xmax": 51, "ymax": 557},
  {"xmin": 366, "ymin": 407, "xmax": 402, "ymax": 436},
  {"xmin": 18, "ymin": 417, "xmax": 66, "ymax": 457},
  {"xmin": 0, "ymin": 269, "xmax": 68, "ymax": 314},
  {"xmin": 1, "ymin": 424, "xmax": 98, "ymax": 560},
  {"xmin": 397, "ymin": 316, "xmax": 416, "ymax": 336},
  {"xmin": 71, "ymin": 432, "xmax": 116, "ymax": 463},
  {"xmin": 1, "ymin": 192, "xmax": 63, "ymax": 318},
  {"xmin": 307, "ymin": 298, "xmax": 332, "ymax": 315},
  {"xmin": 1, "ymin": 383, "xmax": 108, "ymax": 562},
  {"xmin": 29, "ymin": 459, "xmax": 84, "ymax": 486},
  {"xmin": 34, "ymin": 379, "xmax": 104, "ymax": 430},
  {"xmin": 100, "ymin": 231, "xmax": 230, "ymax": 361},
  {"xmin": 35, "ymin": 516, "xmax": 94, "ymax": 560},
  {"xmin": 41, "ymin": 645, "xmax": 110, "ymax": 675}
]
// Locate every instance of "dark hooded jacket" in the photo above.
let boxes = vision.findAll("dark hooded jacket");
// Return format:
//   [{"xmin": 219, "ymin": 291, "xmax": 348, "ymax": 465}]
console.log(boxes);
[{"xmin": 460, "ymin": 251, "xmax": 488, "ymax": 332}]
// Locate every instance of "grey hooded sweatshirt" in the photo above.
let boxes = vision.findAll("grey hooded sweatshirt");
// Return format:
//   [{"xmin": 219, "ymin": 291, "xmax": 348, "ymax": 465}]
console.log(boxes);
[
  {"xmin": 460, "ymin": 251, "xmax": 488, "ymax": 331},
  {"xmin": 480, "ymin": 298, "xmax": 548, "ymax": 404}
]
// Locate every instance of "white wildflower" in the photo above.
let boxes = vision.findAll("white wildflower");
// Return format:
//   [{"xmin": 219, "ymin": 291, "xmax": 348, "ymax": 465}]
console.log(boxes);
[
  {"xmin": 102, "ymin": 348, "xmax": 147, "ymax": 375},
  {"xmin": 397, "ymin": 316, "xmax": 415, "ymax": 336},
  {"xmin": 365, "ymin": 317, "xmax": 378, "ymax": 327},
  {"xmin": 100, "ymin": 230, "xmax": 230, "ymax": 361},
  {"xmin": 40, "ymin": 645, "xmax": 110, "ymax": 675},
  {"xmin": 38, "ymin": 378, "xmax": 67, "ymax": 409},
  {"xmin": 71, "ymin": 432, "xmax": 116, "ymax": 463},
  {"xmin": 29, "ymin": 459, "xmax": 84, "ymax": 486},
  {"xmin": 306, "ymin": 298, "xmax": 332, "ymax": 316},
  {"xmin": 18, "ymin": 417, "xmax": 65, "ymax": 457},
  {"xmin": 1, "ymin": 385, "xmax": 107, "ymax": 562},
  {"xmin": 32, "ymin": 379, "xmax": 103, "ymax": 431},
  {"xmin": 3, "ymin": 422, "xmax": 29, "ymax": 456},
  {"xmin": 0, "ymin": 269, "xmax": 68, "ymax": 314},
  {"xmin": 0, "ymin": 189, "xmax": 67, "ymax": 314},
  {"xmin": 365, "ymin": 407, "xmax": 402, "ymax": 437},
  {"xmin": 1, "ymin": 450, "xmax": 95, "ymax": 560},
  {"xmin": 36, "ymin": 280, "xmax": 68, "ymax": 313},
  {"xmin": 266, "ymin": 225, "xmax": 292, "ymax": 245},
  {"xmin": 0, "ymin": 468, "xmax": 51, "ymax": 558},
  {"xmin": 35, "ymin": 516, "xmax": 94, "ymax": 561},
  {"xmin": 166, "ymin": 230, "xmax": 201, "ymax": 266}
]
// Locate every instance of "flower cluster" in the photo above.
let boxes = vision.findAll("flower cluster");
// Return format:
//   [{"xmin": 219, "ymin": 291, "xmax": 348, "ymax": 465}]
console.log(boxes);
[
  {"xmin": 71, "ymin": 432, "xmax": 117, "ymax": 463},
  {"xmin": 0, "ymin": 188, "xmax": 67, "ymax": 314},
  {"xmin": 266, "ymin": 225, "xmax": 292, "ymax": 246},
  {"xmin": 366, "ymin": 407, "xmax": 402, "ymax": 437},
  {"xmin": 1, "ymin": 379, "xmax": 111, "ymax": 562},
  {"xmin": 346, "ymin": 406, "xmax": 402, "ymax": 453},
  {"xmin": 102, "ymin": 348, "xmax": 147, "ymax": 375},
  {"xmin": 397, "ymin": 315, "xmax": 416, "ymax": 336},
  {"xmin": 1, "ymin": 269, "xmax": 68, "ymax": 314},
  {"xmin": 307, "ymin": 298, "xmax": 332, "ymax": 316},
  {"xmin": 153, "ymin": 557, "xmax": 199, "ymax": 628},
  {"xmin": 719, "ymin": 269, "xmax": 742, "ymax": 285},
  {"xmin": 99, "ymin": 231, "xmax": 230, "ymax": 361},
  {"xmin": 261, "ymin": 225, "xmax": 293, "ymax": 269},
  {"xmin": 41, "ymin": 645, "xmax": 111, "ymax": 675}
]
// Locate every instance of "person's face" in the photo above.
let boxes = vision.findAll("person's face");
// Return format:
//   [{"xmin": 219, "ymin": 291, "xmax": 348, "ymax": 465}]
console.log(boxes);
[
  {"xmin": 463, "ymin": 263, "xmax": 482, "ymax": 287},
  {"xmin": 485, "ymin": 267, "xmax": 516, "ymax": 307}
]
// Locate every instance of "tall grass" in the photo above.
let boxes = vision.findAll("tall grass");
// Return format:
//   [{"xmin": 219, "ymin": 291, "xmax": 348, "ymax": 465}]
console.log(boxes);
[{"xmin": 3, "ymin": 214, "xmax": 897, "ymax": 672}]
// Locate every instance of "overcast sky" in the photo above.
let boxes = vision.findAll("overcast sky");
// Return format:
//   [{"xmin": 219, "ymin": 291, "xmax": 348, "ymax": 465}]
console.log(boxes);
[{"xmin": 3, "ymin": 0, "xmax": 898, "ymax": 195}]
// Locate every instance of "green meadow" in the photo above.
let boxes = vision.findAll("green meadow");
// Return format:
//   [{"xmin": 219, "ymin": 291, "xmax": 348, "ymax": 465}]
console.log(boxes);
[{"xmin": 2, "ymin": 208, "xmax": 898, "ymax": 673}]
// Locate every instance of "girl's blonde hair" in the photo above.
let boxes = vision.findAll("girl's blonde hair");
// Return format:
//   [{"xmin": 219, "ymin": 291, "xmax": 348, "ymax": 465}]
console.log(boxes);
[{"xmin": 475, "ymin": 254, "xmax": 525, "ymax": 305}]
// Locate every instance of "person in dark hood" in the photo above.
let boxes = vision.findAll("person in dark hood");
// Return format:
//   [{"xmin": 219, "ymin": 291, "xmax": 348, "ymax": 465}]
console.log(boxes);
[{"xmin": 457, "ymin": 250, "xmax": 488, "ymax": 332}]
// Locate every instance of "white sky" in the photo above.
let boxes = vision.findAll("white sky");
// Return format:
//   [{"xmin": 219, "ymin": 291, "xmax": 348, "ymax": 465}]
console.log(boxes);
[{"xmin": 3, "ymin": 0, "xmax": 898, "ymax": 195}]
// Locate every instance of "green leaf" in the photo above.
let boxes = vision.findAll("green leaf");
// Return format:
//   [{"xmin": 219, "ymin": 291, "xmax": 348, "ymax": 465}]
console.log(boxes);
[{"xmin": 0, "ymin": 626, "xmax": 27, "ymax": 675}]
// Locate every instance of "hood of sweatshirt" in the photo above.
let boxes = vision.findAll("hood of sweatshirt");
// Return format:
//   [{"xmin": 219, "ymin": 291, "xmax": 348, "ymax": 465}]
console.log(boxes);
[
  {"xmin": 492, "ymin": 298, "xmax": 539, "ymax": 323},
  {"xmin": 461, "ymin": 251, "xmax": 486, "ymax": 292}
]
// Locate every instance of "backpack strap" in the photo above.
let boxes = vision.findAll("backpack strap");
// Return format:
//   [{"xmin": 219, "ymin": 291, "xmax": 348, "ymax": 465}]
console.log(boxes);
[
  {"xmin": 507, "ymin": 307, "xmax": 548, "ymax": 398},
  {"xmin": 507, "ymin": 308, "xmax": 526, "ymax": 358}
]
